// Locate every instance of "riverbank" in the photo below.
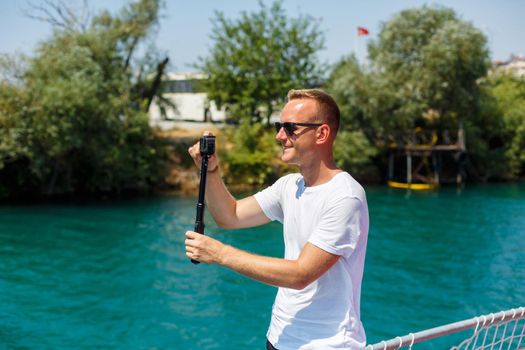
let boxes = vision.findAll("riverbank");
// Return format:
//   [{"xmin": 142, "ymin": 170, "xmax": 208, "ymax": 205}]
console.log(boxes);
[
  {"xmin": 156, "ymin": 121, "xmax": 525, "ymax": 196},
  {"xmin": 2, "ymin": 121, "xmax": 522, "ymax": 202},
  {"xmin": 154, "ymin": 122, "xmax": 265, "ymax": 196}
]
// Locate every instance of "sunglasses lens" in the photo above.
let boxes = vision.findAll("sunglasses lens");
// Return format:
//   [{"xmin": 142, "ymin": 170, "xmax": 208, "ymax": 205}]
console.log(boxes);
[
  {"xmin": 275, "ymin": 122, "xmax": 296, "ymax": 135},
  {"xmin": 284, "ymin": 123, "xmax": 295, "ymax": 134}
]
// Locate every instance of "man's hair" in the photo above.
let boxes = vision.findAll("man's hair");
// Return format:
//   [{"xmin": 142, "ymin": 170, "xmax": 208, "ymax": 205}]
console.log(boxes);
[{"xmin": 287, "ymin": 89, "xmax": 340, "ymax": 136}]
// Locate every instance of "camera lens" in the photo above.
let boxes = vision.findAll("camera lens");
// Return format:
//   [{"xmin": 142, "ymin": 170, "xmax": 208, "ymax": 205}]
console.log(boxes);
[{"xmin": 200, "ymin": 135, "xmax": 215, "ymax": 156}]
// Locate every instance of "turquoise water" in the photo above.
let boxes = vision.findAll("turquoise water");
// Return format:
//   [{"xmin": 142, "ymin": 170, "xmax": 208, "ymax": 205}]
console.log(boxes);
[{"xmin": 1, "ymin": 184, "xmax": 524, "ymax": 349}]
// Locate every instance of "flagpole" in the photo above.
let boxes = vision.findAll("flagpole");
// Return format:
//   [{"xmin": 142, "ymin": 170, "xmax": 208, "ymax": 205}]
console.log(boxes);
[
  {"xmin": 356, "ymin": 27, "xmax": 370, "ymax": 62},
  {"xmin": 354, "ymin": 27, "xmax": 358, "ymax": 59}
]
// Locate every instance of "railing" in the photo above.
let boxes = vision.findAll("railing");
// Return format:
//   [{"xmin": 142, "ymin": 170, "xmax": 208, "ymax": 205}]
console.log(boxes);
[{"xmin": 366, "ymin": 307, "xmax": 525, "ymax": 350}]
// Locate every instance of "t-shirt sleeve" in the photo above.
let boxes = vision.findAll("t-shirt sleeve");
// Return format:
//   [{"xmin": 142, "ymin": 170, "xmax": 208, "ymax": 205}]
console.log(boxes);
[
  {"xmin": 253, "ymin": 177, "xmax": 286, "ymax": 223},
  {"xmin": 308, "ymin": 196, "xmax": 363, "ymax": 258}
]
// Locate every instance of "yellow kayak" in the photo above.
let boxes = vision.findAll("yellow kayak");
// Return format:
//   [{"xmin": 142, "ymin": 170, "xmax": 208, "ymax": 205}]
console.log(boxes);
[{"xmin": 387, "ymin": 181, "xmax": 438, "ymax": 190}]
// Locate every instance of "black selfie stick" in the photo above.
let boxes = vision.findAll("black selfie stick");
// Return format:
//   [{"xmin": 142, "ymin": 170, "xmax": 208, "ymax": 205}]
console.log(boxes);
[{"xmin": 192, "ymin": 135, "xmax": 216, "ymax": 264}]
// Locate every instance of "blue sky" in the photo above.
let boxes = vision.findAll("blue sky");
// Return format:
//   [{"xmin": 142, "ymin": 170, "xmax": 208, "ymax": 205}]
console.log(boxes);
[{"xmin": 0, "ymin": 0, "xmax": 523, "ymax": 72}]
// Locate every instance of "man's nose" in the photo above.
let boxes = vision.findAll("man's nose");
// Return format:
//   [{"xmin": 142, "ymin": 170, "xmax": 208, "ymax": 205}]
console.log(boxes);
[{"xmin": 275, "ymin": 127, "xmax": 287, "ymax": 141}]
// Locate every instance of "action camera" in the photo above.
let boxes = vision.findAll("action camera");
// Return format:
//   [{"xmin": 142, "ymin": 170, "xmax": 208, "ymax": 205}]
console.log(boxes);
[{"xmin": 199, "ymin": 135, "xmax": 216, "ymax": 156}]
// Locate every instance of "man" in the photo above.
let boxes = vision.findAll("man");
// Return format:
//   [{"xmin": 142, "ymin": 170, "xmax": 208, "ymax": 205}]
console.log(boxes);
[{"xmin": 186, "ymin": 89, "xmax": 369, "ymax": 350}]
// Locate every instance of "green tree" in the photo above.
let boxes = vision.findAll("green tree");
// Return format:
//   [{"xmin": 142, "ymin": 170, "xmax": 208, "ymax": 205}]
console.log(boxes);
[
  {"xmin": 485, "ymin": 73, "xmax": 525, "ymax": 178},
  {"xmin": 366, "ymin": 5, "xmax": 490, "ymax": 131},
  {"xmin": 0, "ymin": 0, "xmax": 168, "ymax": 198},
  {"xmin": 327, "ymin": 55, "xmax": 390, "ymax": 136},
  {"xmin": 221, "ymin": 121, "xmax": 280, "ymax": 186},
  {"xmin": 333, "ymin": 130, "xmax": 378, "ymax": 180},
  {"xmin": 327, "ymin": 5, "xmax": 494, "ymax": 181},
  {"xmin": 197, "ymin": 0, "xmax": 325, "ymax": 125}
]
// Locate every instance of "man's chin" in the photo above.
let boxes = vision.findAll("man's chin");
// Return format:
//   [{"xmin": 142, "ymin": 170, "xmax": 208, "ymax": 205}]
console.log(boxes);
[
  {"xmin": 280, "ymin": 154, "xmax": 298, "ymax": 165},
  {"xmin": 280, "ymin": 148, "xmax": 299, "ymax": 164}
]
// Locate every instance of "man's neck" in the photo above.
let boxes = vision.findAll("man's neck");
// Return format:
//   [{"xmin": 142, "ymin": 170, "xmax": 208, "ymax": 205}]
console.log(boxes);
[{"xmin": 300, "ymin": 157, "xmax": 342, "ymax": 187}]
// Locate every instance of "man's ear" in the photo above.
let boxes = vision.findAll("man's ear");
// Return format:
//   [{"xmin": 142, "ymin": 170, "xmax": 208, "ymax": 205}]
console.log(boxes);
[{"xmin": 315, "ymin": 124, "xmax": 331, "ymax": 144}]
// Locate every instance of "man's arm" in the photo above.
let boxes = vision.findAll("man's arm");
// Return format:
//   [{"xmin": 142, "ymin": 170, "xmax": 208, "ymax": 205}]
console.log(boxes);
[
  {"xmin": 188, "ymin": 132, "xmax": 270, "ymax": 229},
  {"xmin": 185, "ymin": 231, "xmax": 339, "ymax": 290},
  {"xmin": 204, "ymin": 171, "xmax": 270, "ymax": 229}
]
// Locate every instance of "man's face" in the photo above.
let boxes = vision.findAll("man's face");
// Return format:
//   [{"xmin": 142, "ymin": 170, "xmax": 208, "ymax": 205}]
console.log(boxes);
[{"xmin": 276, "ymin": 98, "xmax": 320, "ymax": 165}]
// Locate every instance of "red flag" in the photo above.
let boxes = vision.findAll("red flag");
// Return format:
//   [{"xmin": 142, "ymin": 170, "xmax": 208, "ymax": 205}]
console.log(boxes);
[{"xmin": 357, "ymin": 26, "xmax": 369, "ymax": 36}]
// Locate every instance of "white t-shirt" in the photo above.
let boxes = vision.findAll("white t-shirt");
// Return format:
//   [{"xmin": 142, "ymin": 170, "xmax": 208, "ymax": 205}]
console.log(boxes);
[{"xmin": 254, "ymin": 172, "xmax": 369, "ymax": 350}]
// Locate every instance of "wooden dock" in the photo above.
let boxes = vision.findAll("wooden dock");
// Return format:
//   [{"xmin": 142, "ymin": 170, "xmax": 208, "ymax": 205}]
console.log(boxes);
[{"xmin": 386, "ymin": 125, "xmax": 466, "ymax": 189}]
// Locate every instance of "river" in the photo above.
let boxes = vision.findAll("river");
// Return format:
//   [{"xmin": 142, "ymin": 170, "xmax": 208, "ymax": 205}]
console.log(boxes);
[{"xmin": 1, "ymin": 183, "xmax": 524, "ymax": 349}]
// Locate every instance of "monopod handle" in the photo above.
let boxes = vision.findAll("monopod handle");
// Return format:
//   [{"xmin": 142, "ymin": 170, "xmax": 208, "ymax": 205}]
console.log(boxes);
[
  {"xmin": 191, "ymin": 135, "xmax": 215, "ymax": 265},
  {"xmin": 191, "ymin": 157, "xmax": 208, "ymax": 265},
  {"xmin": 191, "ymin": 217, "xmax": 204, "ymax": 264}
]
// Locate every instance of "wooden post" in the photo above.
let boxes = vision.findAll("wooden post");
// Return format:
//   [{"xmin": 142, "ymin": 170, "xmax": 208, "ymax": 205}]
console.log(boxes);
[
  {"xmin": 457, "ymin": 152, "xmax": 464, "ymax": 185},
  {"xmin": 458, "ymin": 123, "xmax": 466, "ymax": 151},
  {"xmin": 388, "ymin": 151, "xmax": 394, "ymax": 180},
  {"xmin": 407, "ymin": 151, "xmax": 412, "ymax": 184},
  {"xmin": 432, "ymin": 152, "xmax": 440, "ymax": 185}
]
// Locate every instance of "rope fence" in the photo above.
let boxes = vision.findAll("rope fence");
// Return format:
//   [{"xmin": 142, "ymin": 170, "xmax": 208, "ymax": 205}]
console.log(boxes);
[{"xmin": 366, "ymin": 306, "xmax": 525, "ymax": 350}]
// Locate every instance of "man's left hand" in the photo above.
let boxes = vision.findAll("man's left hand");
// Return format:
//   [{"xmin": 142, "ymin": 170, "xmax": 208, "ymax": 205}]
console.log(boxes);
[{"xmin": 185, "ymin": 231, "xmax": 226, "ymax": 264}]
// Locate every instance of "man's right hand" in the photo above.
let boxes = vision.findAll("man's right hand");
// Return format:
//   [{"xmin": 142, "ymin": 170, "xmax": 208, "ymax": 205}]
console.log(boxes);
[
  {"xmin": 187, "ymin": 130, "xmax": 270, "ymax": 229},
  {"xmin": 188, "ymin": 131, "xmax": 219, "ymax": 172}
]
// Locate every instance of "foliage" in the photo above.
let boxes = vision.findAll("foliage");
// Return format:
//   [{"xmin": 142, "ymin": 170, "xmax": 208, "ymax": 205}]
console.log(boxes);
[
  {"xmin": 483, "ymin": 73, "xmax": 525, "ymax": 178},
  {"xmin": 367, "ymin": 5, "xmax": 490, "ymax": 131},
  {"xmin": 326, "ymin": 5, "xmax": 498, "ymax": 181},
  {"xmin": 327, "ymin": 55, "xmax": 386, "ymax": 137},
  {"xmin": 197, "ymin": 0, "xmax": 325, "ymax": 125},
  {"xmin": 221, "ymin": 120, "xmax": 281, "ymax": 186},
  {"xmin": 333, "ymin": 130, "xmax": 378, "ymax": 180},
  {"xmin": 0, "ymin": 0, "xmax": 168, "ymax": 198}
]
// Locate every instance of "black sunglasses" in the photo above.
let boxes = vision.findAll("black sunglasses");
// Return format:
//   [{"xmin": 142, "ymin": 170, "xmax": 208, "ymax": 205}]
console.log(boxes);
[{"xmin": 274, "ymin": 122, "xmax": 323, "ymax": 135}]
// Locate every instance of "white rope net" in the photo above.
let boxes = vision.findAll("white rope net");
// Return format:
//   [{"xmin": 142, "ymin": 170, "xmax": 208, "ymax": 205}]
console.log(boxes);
[
  {"xmin": 366, "ymin": 307, "xmax": 525, "ymax": 350},
  {"xmin": 452, "ymin": 309, "xmax": 525, "ymax": 350}
]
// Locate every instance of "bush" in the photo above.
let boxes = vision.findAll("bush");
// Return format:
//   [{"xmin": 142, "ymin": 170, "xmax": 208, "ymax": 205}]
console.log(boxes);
[
  {"xmin": 221, "ymin": 120, "xmax": 282, "ymax": 186},
  {"xmin": 333, "ymin": 130, "xmax": 379, "ymax": 181}
]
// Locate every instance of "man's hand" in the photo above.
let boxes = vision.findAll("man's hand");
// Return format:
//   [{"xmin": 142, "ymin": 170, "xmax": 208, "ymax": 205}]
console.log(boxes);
[
  {"xmin": 188, "ymin": 131, "xmax": 219, "ymax": 172},
  {"xmin": 185, "ymin": 231, "xmax": 226, "ymax": 264}
]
